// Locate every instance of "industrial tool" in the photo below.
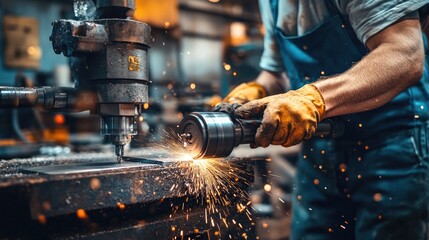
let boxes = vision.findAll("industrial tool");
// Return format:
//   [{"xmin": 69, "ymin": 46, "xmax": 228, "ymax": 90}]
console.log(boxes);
[
  {"xmin": 178, "ymin": 109, "xmax": 344, "ymax": 159},
  {"xmin": 51, "ymin": 0, "xmax": 151, "ymax": 163},
  {"xmin": 0, "ymin": 0, "xmax": 151, "ymax": 163}
]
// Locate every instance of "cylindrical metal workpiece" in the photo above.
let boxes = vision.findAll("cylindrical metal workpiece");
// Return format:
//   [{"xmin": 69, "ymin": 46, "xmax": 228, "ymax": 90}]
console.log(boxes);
[
  {"xmin": 0, "ymin": 87, "xmax": 39, "ymax": 107},
  {"xmin": 0, "ymin": 87, "xmax": 96, "ymax": 111},
  {"xmin": 178, "ymin": 112, "xmax": 344, "ymax": 159},
  {"xmin": 178, "ymin": 112, "xmax": 236, "ymax": 159}
]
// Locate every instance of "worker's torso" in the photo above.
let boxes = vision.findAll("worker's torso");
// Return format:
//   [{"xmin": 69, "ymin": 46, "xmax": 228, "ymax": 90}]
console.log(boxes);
[{"xmin": 270, "ymin": 0, "xmax": 429, "ymax": 139}]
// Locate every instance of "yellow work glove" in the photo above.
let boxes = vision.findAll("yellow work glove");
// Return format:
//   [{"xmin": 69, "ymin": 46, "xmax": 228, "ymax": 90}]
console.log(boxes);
[
  {"xmin": 234, "ymin": 84, "xmax": 325, "ymax": 148},
  {"xmin": 223, "ymin": 81, "xmax": 267, "ymax": 105}
]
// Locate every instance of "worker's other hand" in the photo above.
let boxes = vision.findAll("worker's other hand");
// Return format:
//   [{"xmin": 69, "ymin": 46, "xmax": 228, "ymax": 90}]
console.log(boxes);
[
  {"xmin": 212, "ymin": 102, "xmax": 242, "ymax": 116},
  {"xmin": 234, "ymin": 84, "xmax": 325, "ymax": 148},
  {"xmin": 223, "ymin": 81, "xmax": 267, "ymax": 105}
]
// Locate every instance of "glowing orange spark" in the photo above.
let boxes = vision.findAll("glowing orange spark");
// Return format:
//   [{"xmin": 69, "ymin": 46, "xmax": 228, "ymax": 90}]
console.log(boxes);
[{"xmin": 76, "ymin": 209, "xmax": 88, "ymax": 220}]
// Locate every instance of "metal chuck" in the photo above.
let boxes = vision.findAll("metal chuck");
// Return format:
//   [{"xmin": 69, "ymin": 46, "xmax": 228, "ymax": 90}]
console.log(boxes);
[{"xmin": 178, "ymin": 111, "xmax": 345, "ymax": 159}]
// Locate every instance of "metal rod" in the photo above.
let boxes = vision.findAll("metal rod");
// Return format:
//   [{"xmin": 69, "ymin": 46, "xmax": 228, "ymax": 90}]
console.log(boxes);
[{"xmin": 0, "ymin": 86, "xmax": 96, "ymax": 111}]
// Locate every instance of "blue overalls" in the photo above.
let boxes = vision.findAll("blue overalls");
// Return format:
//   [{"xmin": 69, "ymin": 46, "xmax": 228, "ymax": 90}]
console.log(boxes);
[{"xmin": 269, "ymin": 0, "xmax": 429, "ymax": 239}]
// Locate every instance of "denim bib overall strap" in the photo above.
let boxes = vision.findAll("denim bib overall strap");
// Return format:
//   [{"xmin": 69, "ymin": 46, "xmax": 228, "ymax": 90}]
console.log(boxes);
[
  {"xmin": 269, "ymin": 0, "xmax": 367, "ymax": 90},
  {"xmin": 268, "ymin": 0, "xmax": 429, "ymax": 239}
]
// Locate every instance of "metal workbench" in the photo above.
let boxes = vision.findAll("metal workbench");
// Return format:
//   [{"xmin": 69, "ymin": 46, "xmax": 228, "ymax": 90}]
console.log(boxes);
[{"xmin": 0, "ymin": 148, "xmax": 256, "ymax": 239}]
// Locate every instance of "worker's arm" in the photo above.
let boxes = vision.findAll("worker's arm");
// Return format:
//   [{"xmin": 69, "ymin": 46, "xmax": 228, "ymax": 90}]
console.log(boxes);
[
  {"xmin": 235, "ymin": 18, "xmax": 425, "ymax": 148},
  {"xmin": 255, "ymin": 70, "xmax": 287, "ymax": 96},
  {"xmin": 313, "ymin": 19, "xmax": 425, "ymax": 118}
]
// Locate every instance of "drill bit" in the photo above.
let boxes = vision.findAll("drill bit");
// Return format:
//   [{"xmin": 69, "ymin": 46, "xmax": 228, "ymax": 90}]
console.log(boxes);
[{"xmin": 115, "ymin": 145, "xmax": 124, "ymax": 164}]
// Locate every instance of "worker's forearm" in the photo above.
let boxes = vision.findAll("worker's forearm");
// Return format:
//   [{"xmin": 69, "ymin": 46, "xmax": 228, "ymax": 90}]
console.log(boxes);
[
  {"xmin": 314, "ymin": 20, "xmax": 424, "ymax": 118},
  {"xmin": 255, "ymin": 70, "xmax": 287, "ymax": 96}
]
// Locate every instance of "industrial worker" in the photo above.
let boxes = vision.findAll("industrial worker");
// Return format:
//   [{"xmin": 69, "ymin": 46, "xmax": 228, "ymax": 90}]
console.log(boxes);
[{"xmin": 222, "ymin": 1, "xmax": 429, "ymax": 239}]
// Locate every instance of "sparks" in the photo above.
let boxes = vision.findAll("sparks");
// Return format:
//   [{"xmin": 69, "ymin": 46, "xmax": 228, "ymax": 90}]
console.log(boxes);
[{"xmin": 143, "ymin": 129, "xmax": 254, "ymax": 236}]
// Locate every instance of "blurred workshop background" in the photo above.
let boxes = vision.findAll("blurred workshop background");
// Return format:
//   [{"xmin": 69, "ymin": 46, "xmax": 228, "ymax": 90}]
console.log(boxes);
[
  {"xmin": 0, "ymin": 0, "xmax": 265, "ymax": 156},
  {"xmin": 0, "ymin": 0, "xmax": 297, "ymax": 239}
]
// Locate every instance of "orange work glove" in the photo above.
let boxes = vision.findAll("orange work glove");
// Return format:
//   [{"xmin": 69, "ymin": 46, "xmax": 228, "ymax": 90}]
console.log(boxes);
[
  {"xmin": 234, "ymin": 84, "xmax": 325, "ymax": 148},
  {"xmin": 223, "ymin": 81, "xmax": 267, "ymax": 105}
]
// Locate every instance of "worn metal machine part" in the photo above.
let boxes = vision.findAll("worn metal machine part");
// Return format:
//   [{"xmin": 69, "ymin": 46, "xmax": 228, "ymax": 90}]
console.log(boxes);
[
  {"xmin": 0, "ymin": 0, "xmax": 152, "ymax": 163},
  {"xmin": 0, "ymin": 151, "xmax": 255, "ymax": 239},
  {"xmin": 178, "ymin": 111, "xmax": 345, "ymax": 159},
  {"xmin": 50, "ymin": 0, "xmax": 151, "ymax": 163}
]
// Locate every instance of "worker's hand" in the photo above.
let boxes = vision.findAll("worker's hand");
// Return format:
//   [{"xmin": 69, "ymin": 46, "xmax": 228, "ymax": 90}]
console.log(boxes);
[
  {"xmin": 234, "ymin": 84, "xmax": 325, "ymax": 148},
  {"xmin": 223, "ymin": 81, "xmax": 267, "ymax": 105},
  {"xmin": 212, "ymin": 102, "xmax": 241, "ymax": 116}
]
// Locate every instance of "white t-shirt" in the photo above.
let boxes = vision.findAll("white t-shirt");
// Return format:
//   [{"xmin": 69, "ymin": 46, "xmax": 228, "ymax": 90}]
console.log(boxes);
[{"xmin": 259, "ymin": 0, "xmax": 429, "ymax": 72}]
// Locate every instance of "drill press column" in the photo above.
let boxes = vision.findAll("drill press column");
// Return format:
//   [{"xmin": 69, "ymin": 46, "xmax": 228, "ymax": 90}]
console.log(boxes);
[{"xmin": 50, "ymin": 0, "xmax": 151, "ymax": 162}]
